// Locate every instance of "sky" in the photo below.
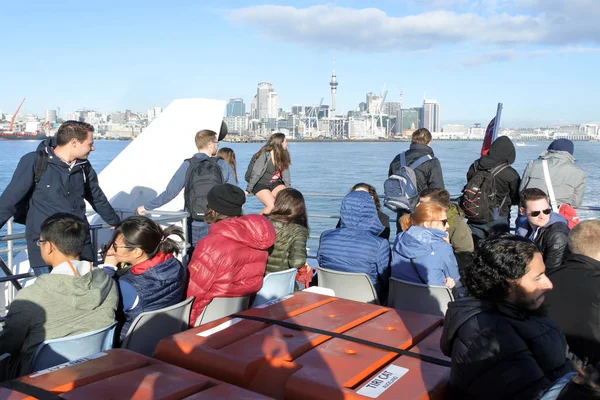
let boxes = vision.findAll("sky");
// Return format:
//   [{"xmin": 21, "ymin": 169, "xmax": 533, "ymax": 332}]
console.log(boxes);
[{"xmin": 2, "ymin": 0, "xmax": 600, "ymax": 127}]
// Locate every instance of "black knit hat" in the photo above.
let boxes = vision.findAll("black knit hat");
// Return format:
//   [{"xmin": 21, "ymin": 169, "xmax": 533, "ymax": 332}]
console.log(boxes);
[{"xmin": 207, "ymin": 184, "xmax": 245, "ymax": 216}]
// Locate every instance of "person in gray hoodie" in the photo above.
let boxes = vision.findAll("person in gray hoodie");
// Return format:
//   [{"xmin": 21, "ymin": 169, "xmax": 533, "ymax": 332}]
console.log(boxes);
[
  {"xmin": 520, "ymin": 139, "xmax": 586, "ymax": 208},
  {"xmin": 0, "ymin": 213, "xmax": 118, "ymax": 378}
]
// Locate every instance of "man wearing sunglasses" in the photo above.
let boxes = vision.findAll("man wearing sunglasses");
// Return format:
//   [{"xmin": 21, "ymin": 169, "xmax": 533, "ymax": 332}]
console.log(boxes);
[{"xmin": 517, "ymin": 188, "xmax": 570, "ymax": 271}]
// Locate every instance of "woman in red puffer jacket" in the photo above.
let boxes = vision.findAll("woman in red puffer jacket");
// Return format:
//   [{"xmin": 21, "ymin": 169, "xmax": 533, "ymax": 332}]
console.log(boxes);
[{"xmin": 186, "ymin": 184, "xmax": 276, "ymax": 325}]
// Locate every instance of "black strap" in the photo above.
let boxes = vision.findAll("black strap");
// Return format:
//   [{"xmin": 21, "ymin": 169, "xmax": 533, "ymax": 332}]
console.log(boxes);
[
  {"xmin": 409, "ymin": 258, "xmax": 427, "ymax": 285},
  {"xmin": 230, "ymin": 313, "xmax": 452, "ymax": 368},
  {"xmin": 0, "ymin": 380, "xmax": 64, "ymax": 399}
]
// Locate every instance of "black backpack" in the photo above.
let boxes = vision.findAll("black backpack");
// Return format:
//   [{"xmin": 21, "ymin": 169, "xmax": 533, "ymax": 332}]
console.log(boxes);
[
  {"xmin": 244, "ymin": 153, "xmax": 260, "ymax": 183},
  {"xmin": 184, "ymin": 157, "xmax": 224, "ymax": 221},
  {"xmin": 459, "ymin": 162, "xmax": 509, "ymax": 223},
  {"xmin": 13, "ymin": 150, "xmax": 49, "ymax": 225}
]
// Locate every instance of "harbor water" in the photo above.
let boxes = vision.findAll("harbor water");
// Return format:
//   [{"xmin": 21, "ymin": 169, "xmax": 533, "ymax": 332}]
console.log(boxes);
[{"xmin": 1, "ymin": 139, "xmax": 599, "ymax": 250}]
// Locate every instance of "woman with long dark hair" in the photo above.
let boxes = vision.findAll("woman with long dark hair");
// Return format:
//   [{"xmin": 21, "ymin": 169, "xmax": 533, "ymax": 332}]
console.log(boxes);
[
  {"xmin": 102, "ymin": 216, "xmax": 187, "ymax": 341},
  {"xmin": 245, "ymin": 133, "xmax": 291, "ymax": 214},
  {"xmin": 265, "ymin": 188, "xmax": 309, "ymax": 274}
]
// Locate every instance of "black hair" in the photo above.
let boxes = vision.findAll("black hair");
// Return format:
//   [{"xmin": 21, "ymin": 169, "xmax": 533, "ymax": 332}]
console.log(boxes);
[
  {"xmin": 461, "ymin": 235, "xmax": 540, "ymax": 302},
  {"xmin": 56, "ymin": 120, "xmax": 94, "ymax": 146},
  {"xmin": 109, "ymin": 216, "xmax": 183, "ymax": 258},
  {"xmin": 40, "ymin": 213, "xmax": 88, "ymax": 257}
]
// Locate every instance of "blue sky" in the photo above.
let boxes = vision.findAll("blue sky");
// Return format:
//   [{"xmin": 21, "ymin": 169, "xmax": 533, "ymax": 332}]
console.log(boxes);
[{"xmin": 2, "ymin": 0, "xmax": 600, "ymax": 127}]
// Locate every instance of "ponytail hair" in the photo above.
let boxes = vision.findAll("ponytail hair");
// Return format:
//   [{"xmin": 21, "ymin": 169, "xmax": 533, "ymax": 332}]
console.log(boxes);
[
  {"xmin": 109, "ymin": 216, "xmax": 184, "ymax": 259},
  {"xmin": 400, "ymin": 202, "xmax": 447, "ymax": 231}
]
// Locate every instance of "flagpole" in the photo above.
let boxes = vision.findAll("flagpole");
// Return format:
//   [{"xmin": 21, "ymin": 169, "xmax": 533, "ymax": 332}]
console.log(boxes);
[{"xmin": 491, "ymin": 102, "xmax": 503, "ymax": 141}]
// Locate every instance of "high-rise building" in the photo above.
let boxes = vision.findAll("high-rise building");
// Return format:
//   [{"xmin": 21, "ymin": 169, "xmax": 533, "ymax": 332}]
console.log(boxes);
[
  {"xmin": 399, "ymin": 108, "xmax": 422, "ymax": 134},
  {"xmin": 250, "ymin": 95, "xmax": 258, "ymax": 120},
  {"xmin": 267, "ymin": 92, "xmax": 279, "ymax": 119},
  {"xmin": 330, "ymin": 70, "xmax": 338, "ymax": 114},
  {"xmin": 45, "ymin": 109, "xmax": 57, "ymax": 124},
  {"xmin": 257, "ymin": 82, "xmax": 274, "ymax": 121},
  {"xmin": 226, "ymin": 98, "xmax": 245, "ymax": 117},
  {"xmin": 291, "ymin": 105, "xmax": 304, "ymax": 115},
  {"xmin": 385, "ymin": 102, "xmax": 402, "ymax": 118},
  {"xmin": 366, "ymin": 93, "xmax": 381, "ymax": 114},
  {"xmin": 423, "ymin": 99, "xmax": 440, "ymax": 132}
]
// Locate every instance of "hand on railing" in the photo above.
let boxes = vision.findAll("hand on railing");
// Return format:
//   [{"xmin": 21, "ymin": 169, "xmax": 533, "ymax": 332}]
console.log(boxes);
[{"xmin": 136, "ymin": 206, "xmax": 147, "ymax": 215}]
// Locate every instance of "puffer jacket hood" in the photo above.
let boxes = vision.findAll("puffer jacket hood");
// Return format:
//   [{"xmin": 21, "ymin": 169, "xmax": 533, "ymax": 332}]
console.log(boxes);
[
  {"xmin": 38, "ymin": 136, "xmax": 57, "ymax": 151},
  {"xmin": 479, "ymin": 136, "xmax": 516, "ymax": 169},
  {"xmin": 35, "ymin": 268, "xmax": 115, "ymax": 311},
  {"xmin": 339, "ymin": 191, "xmax": 384, "ymax": 236},
  {"xmin": 394, "ymin": 225, "xmax": 448, "ymax": 259},
  {"xmin": 209, "ymin": 213, "xmax": 276, "ymax": 250}
]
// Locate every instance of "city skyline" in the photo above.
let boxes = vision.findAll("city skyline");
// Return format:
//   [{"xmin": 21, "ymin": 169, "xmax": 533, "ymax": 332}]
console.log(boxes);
[{"xmin": 3, "ymin": 1, "xmax": 600, "ymax": 127}]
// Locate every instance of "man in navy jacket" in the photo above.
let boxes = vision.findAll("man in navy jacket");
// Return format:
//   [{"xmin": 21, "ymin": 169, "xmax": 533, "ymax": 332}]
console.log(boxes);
[{"xmin": 0, "ymin": 121, "xmax": 120, "ymax": 275}]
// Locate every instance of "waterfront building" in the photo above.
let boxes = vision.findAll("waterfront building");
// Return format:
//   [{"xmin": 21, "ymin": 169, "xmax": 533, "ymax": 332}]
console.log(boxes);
[
  {"xmin": 423, "ymin": 99, "xmax": 440, "ymax": 132},
  {"xmin": 399, "ymin": 108, "xmax": 422, "ymax": 133},
  {"xmin": 267, "ymin": 92, "xmax": 279, "ymax": 119},
  {"xmin": 443, "ymin": 124, "xmax": 467, "ymax": 134},
  {"xmin": 250, "ymin": 95, "xmax": 258, "ymax": 120},
  {"xmin": 45, "ymin": 109, "xmax": 57, "ymax": 124},
  {"xmin": 226, "ymin": 98, "xmax": 245, "ymax": 117}
]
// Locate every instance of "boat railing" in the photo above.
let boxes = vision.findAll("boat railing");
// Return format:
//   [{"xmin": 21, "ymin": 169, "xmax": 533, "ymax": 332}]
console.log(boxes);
[{"xmin": 2, "ymin": 192, "xmax": 600, "ymax": 293}]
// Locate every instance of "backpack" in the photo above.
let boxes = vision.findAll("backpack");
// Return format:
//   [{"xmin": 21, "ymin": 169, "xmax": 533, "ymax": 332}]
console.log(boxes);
[
  {"xmin": 244, "ymin": 153, "xmax": 260, "ymax": 183},
  {"xmin": 459, "ymin": 162, "xmax": 509, "ymax": 223},
  {"xmin": 184, "ymin": 157, "xmax": 224, "ymax": 221},
  {"xmin": 383, "ymin": 152, "xmax": 434, "ymax": 212}
]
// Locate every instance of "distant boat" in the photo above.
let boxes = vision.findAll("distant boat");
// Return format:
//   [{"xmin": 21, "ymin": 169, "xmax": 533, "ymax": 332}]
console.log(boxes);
[
  {"xmin": 0, "ymin": 131, "xmax": 47, "ymax": 140},
  {"xmin": 515, "ymin": 142, "xmax": 537, "ymax": 147}
]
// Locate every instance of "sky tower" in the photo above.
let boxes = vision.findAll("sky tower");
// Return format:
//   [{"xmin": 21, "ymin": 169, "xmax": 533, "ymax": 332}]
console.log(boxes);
[{"xmin": 330, "ymin": 68, "xmax": 338, "ymax": 115}]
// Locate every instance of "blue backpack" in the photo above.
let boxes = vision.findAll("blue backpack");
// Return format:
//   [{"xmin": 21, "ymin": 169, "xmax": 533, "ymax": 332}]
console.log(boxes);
[{"xmin": 384, "ymin": 152, "xmax": 433, "ymax": 212}]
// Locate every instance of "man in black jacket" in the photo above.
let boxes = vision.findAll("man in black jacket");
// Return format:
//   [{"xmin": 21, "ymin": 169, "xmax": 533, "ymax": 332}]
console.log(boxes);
[
  {"xmin": 545, "ymin": 220, "xmax": 600, "ymax": 366},
  {"xmin": 388, "ymin": 128, "xmax": 444, "ymax": 230},
  {"xmin": 464, "ymin": 136, "xmax": 520, "ymax": 242},
  {"xmin": 517, "ymin": 188, "xmax": 570, "ymax": 272},
  {"xmin": 0, "ymin": 121, "xmax": 120, "ymax": 275},
  {"xmin": 441, "ymin": 235, "xmax": 573, "ymax": 400}
]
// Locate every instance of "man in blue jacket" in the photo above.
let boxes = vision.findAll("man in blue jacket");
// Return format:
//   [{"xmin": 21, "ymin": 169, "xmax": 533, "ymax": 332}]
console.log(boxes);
[{"xmin": 0, "ymin": 121, "xmax": 120, "ymax": 275}]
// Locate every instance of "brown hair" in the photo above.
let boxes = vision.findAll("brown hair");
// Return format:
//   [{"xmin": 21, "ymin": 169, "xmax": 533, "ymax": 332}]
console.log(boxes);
[
  {"xmin": 266, "ymin": 188, "xmax": 308, "ymax": 229},
  {"xmin": 519, "ymin": 188, "xmax": 548, "ymax": 208},
  {"xmin": 254, "ymin": 132, "xmax": 291, "ymax": 171},
  {"xmin": 204, "ymin": 206, "xmax": 237, "ymax": 224},
  {"xmin": 56, "ymin": 120, "xmax": 94, "ymax": 146},
  {"xmin": 419, "ymin": 188, "xmax": 451, "ymax": 208},
  {"xmin": 400, "ymin": 202, "xmax": 447, "ymax": 231},
  {"xmin": 351, "ymin": 183, "xmax": 382, "ymax": 213},
  {"xmin": 411, "ymin": 128, "xmax": 432, "ymax": 145},
  {"xmin": 217, "ymin": 147, "xmax": 238, "ymax": 183},
  {"xmin": 194, "ymin": 130, "xmax": 217, "ymax": 150},
  {"xmin": 569, "ymin": 220, "xmax": 600, "ymax": 257}
]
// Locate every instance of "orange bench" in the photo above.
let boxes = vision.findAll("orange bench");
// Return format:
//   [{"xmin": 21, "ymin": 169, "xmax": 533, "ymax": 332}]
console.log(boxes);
[
  {"xmin": 154, "ymin": 291, "xmax": 450, "ymax": 399},
  {"xmin": 0, "ymin": 349, "xmax": 272, "ymax": 399}
]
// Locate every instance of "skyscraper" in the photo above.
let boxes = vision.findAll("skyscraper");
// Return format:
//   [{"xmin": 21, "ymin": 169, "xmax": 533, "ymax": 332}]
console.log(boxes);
[
  {"xmin": 250, "ymin": 95, "xmax": 258, "ymax": 120},
  {"xmin": 267, "ymin": 92, "xmax": 279, "ymax": 119},
  {"xmin": 226, "ymin": 98, "xmax": 245, "ymax": 117},
  {"xmin": 257, "ymin": 82, "xmax": 274, "ymax": 121},
  {"xmin": 423, "ymin": 99, "xmax": 440, "ymax": 132}
]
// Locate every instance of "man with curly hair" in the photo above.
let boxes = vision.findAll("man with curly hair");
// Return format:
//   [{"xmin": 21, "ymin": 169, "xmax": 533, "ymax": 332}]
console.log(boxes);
[{"xmin": 440, "ymin": 235, "xmax": 574, "ymax": 399}]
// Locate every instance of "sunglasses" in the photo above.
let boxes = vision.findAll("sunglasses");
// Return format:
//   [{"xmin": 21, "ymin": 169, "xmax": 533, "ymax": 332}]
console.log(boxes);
[
  {"xmin": 529, "ymin": 208, "xmax": 552, "ymax": 217},
  {"xmin": 432, "ymin": 219, "xmax": 448, "ymax": 226}
]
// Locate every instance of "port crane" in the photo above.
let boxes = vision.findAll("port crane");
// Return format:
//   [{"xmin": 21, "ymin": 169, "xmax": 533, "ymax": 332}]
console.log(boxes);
[{"xmin": 8, "ymin": 98, "xmax": 26, "ymax": 132}]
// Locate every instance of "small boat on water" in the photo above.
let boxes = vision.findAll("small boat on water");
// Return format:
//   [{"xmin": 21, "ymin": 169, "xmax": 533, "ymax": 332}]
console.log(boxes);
[{"xmin": 515, "ymin": 142, "xmax": 538, "ymax": 147}]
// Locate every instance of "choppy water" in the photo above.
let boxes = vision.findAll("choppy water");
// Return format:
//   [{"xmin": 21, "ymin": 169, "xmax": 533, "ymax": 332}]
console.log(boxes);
[{"xmin": 1, "ymin": 139, "xmax": 599, "ymax": 249}]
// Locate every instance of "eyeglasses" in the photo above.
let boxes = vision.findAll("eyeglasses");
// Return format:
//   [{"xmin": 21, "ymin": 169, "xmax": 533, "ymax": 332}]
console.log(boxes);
[
  {"xmin": 36, "ymin": 239, "xmax": 47, "ymax": 247},
  {"xmin": 529, "ymin": 208, "xmax": 552, "ymax": 217},
  {"xmin": 431, "ymin": 219, "xmax": 448, "ymax": 226},
  {"xmin": 112, "ymin": 242, "xmax": 135, "ymax": 251}
]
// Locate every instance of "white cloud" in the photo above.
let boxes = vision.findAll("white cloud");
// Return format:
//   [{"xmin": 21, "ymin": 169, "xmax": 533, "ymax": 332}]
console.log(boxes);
[
  {"xmin": 461, "ymin": 46, "xmax": 600, "ymax": 67},
  {"xmin": 228, "ymin": 3, "xmax": 600, "ymax": 52}
]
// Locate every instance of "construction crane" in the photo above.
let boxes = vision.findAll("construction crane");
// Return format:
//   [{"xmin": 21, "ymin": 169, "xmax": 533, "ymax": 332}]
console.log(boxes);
[{"xmin": 9, "ymin": 98, "xmax": 26, "ymax": 132}]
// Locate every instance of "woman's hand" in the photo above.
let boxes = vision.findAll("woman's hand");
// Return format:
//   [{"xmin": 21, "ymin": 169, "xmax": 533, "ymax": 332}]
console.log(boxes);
[{"xmin": 444, "ymin": 277, "xmax": 456, "ymax": 289}]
